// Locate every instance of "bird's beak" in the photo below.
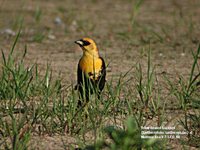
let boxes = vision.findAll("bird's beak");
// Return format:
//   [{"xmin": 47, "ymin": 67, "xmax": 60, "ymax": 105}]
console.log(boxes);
[{"xmin": 75, "ymin": 40, "xmax": 83, "ymax": 46}]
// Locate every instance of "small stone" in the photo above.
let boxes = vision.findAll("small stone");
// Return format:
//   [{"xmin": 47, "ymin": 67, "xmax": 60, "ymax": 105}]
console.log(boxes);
[
  {"xmin": 2, "ymin": 28, "xmax": 16, "ymax": 36},
  {"xmin": 54, "ymin": 17, "xmax": 62, "ymax": 25},
  {"xmin": 181, "ymin": 53, "xmax": 185, "ymax": 56},
  {"xmin": 70, "ymin": 20, "xmax": 77, "ymax": 31},
  {"xmin": 159, "ymin": 53, "xmax": 163, "ymax": 57},
  {"xmin": 48, "ymin": 34, "xmax": 56, "ymax": 40}
]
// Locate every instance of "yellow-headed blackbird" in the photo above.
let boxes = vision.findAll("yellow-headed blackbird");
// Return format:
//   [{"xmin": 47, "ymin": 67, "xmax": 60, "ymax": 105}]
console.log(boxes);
[{"xmin": 75, "ymin": 38, "xmax": 106, "ymax": 104}]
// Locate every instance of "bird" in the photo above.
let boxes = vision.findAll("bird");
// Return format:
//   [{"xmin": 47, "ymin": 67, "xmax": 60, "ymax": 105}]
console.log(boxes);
[{"xmin": 74, "ymin": 38, "xmax": 106, "ymax": 106}]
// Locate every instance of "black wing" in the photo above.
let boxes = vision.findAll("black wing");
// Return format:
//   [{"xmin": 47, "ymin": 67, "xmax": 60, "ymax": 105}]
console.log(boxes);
[{"xmin": 96, "ymin": 57, "xmax": 106, "ymax": 92}]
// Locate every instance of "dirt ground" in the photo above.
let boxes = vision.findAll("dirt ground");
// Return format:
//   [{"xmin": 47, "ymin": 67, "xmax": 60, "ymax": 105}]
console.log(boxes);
[{"xmin": 0, "ymin": 0, "xmax": 200, "ymax": 149}]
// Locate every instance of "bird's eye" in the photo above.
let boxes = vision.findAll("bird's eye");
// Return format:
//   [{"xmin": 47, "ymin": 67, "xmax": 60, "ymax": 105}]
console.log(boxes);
[{"xmin": 82, "ymin": 40, "xmax": 90, "ymax": 46}]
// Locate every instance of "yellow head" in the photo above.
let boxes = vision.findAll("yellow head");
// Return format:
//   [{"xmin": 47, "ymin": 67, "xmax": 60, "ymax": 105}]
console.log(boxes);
[{"xmin": 75, "ymin": 38, "xmax": 99, "ymax": 57}]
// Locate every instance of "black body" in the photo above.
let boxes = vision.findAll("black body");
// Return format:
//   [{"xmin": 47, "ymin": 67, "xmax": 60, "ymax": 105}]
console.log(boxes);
[{"xmin": 77, "ymin": 57, "xmax": 106, "ymax": 104}]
